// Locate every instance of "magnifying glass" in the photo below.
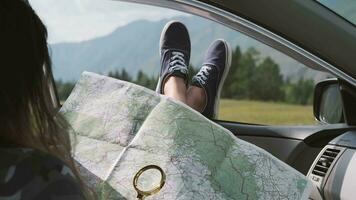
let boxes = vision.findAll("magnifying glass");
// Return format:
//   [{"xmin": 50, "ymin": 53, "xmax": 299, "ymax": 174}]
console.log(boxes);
[{"xmin": 133, "ymin": 165, "xmax": 166, "ymax": 200}]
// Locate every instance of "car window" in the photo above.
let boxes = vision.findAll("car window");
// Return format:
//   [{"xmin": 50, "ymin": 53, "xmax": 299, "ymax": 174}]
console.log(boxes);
[
  {"xmin": 30, "ymin": 0, "xmax": 331, "ymax": 125},
  {"xmin": 218, "ymin": 45, "xmax": 333, "ymax": 125}
]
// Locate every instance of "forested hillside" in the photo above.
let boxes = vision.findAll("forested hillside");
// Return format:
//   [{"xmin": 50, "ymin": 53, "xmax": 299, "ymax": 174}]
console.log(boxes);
[
  {"xmin": 51, "ymin": 16, "xmax": 328, "ymax": 83},
  {"xmin": 57, "ymin": 46, "xmax": 315, "ymax": 105}
]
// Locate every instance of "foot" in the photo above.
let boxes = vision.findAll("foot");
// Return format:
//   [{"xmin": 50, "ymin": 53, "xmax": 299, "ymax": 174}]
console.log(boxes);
[
  {"xmin": 156, "ymin": 21, "xmax": 191, "ymax": 94},
  {"xmin": 191, "ymin": 39, "xmax": 232, "ymax": 119}
]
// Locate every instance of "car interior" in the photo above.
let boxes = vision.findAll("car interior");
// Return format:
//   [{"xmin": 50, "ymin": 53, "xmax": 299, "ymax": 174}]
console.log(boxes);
[
  {"xmin": 181, "ymin": 1, "xmax": 356, "ymax": 199},
  {"xmin": 35, "ymin": 0, "xmax": 356, "ymax": 199}
]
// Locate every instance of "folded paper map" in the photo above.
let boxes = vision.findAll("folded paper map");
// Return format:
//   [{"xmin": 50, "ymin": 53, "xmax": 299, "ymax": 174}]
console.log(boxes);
[{"xmin": 60, "ymin": 72, "xmax": 312, "ymax": 200}]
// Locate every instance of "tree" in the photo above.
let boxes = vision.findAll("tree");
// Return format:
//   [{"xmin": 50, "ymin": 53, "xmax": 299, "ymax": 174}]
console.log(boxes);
[
  {"xmin": 135, "ymin": 70, "xmax": 156, "ymax": 90},
  {"xmin": 56, "ymin": 80, "xmax": 75, "ymax": 101},
  {"xmin": 188, "ymin": 64, "xmax": 199, "ymax": 84},
  {"xmin": 249, "ymin": 57, "xmax": 284, "ymax": 101},
  {"xmin": 120, "ymin": 69, "xmax": 132, "ymax": 82},
  {"xmin": 233, "ymin": 47, "xmax": 259, "ymax": 99},
  {"xmin": 284, "ymin": 78, "xmax": 314, "ymax": 105},
  {"xmin": 108, "ymin": 70, "xmax": 121, "ymax": 80},
  {"xmin": 222, "ymin": 46, "xmax": 242, "ymax": 98}
]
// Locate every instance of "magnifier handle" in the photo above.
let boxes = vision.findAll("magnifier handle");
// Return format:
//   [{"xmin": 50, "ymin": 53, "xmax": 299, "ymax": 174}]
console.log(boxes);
[{"xmin": 137, "ymin": 193, "xmax": 145, "ymax": 200}]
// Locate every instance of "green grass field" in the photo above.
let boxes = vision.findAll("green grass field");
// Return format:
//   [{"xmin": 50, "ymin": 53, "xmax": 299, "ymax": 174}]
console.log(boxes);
[
  {"xmin": 218, "ymin": 99, "xmax": 316, "ymax": 125},
  {"xmin": 61, "ymin": 98, "xmax": 315, "ymax": 125}
]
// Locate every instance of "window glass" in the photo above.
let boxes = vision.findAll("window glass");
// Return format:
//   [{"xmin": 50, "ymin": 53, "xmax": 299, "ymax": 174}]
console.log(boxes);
[
  {"xmin": 318, "ymin": 0, "xmax": 356, "ymax": 26},
  {"xmin": 30, "ymin": 0, "xmax": 331, "ymax": 125},
  {"xmin": 218, "ymin": 45, "xmax": 332, "ymax": 125}
]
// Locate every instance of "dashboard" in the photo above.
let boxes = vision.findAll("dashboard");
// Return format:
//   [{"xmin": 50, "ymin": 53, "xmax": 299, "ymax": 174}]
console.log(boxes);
[{"xmin": 308, "ymin": 131, "xmax": 356, "ymax": 200}]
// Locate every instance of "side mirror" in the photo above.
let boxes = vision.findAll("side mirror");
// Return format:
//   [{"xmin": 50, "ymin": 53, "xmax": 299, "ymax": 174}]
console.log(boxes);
[{"xmin": 314, "ymin": 79, "xmax": 344, "ymax": 124}]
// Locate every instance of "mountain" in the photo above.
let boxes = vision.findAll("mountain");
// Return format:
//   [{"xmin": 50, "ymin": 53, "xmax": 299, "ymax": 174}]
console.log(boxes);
[{"xmin": 50, "ymin": 15, "xmax": 327, "ymax": 82}]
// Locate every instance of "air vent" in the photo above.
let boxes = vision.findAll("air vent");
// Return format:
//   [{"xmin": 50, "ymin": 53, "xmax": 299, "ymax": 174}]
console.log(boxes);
[{"xmin": 312, "ymin": 148, "xmax": 341, "ymax": 177}]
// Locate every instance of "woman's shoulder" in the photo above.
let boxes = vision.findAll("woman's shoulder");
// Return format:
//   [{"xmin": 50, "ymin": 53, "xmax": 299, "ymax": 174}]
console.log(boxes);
[{"xmin": 0, "ymin": 148, "xmax": 85, "ymax": 199}]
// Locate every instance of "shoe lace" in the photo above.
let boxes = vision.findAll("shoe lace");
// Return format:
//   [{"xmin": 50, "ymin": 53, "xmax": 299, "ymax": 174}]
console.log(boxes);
[
  {"xmin": 195, "ymin": 65, "xmax": 212, "ymax": 85},
  {"xmin": 169, "ymin": 51, "xmax": 188, "ymax": 74}
]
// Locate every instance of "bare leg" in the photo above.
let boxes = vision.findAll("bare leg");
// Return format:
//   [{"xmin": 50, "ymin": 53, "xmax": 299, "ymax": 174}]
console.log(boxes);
[
  {"xmin": 164, "ymin": 77, "xmax": 206, "ymax": 113},
  {"xmin": 186, "ymin": 86, "xmax": 206, "ymax": 113},
  {"xmin": 163, "ymin": 77, "xmax": 187, "ymax": 104}
]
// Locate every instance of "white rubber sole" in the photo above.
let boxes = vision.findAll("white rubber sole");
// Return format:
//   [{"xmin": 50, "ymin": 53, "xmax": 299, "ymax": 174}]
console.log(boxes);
[
  {"xmin": 155, "ymin": 20, "xmax": 182, "ymax": 93},
  {"xmin": 212, "ymin": 39, "xmax": 232, "ymax": 118}
]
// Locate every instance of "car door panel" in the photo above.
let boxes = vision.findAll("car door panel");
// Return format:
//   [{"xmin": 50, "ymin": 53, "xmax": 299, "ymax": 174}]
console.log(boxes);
[{"xmin": 217, "ymin": 121, "xmax": 356, "ymax": 174}]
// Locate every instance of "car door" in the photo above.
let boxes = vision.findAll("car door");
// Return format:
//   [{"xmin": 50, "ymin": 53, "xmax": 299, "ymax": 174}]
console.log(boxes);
[
  {"xmin": 110, "ymin": 0, "xmax": 356, "ymax": 175},
  {"xmin": 195, "ymin": 0, "xmax": 356, "ymax": 174}
]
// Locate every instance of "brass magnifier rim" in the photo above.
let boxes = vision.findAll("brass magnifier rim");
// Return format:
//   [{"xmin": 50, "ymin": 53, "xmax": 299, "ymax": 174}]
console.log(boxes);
[{"xmin": 133, "ymin": 165, "xmax": 166, "ymax": 197}]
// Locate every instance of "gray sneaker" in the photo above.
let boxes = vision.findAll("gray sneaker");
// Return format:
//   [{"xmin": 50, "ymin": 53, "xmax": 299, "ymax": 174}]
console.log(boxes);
[
  {"xmin": 156, "ymin": 21, "xmax": 191, "ymax": 94},
  {"xmin": 191, "ymin": 39, "xmax": 232, "ymax": 119}
]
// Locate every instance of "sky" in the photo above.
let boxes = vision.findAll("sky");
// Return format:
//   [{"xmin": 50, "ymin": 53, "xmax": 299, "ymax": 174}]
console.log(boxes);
[
  {"xmin": 29, "ymin": 0, "xmax": 188, "ymax": 44},
  {"xmin": 28, "ymin": 0, "xmax": 356, "ymax": 45},
  {"xmin": 318, "ymin": 0, "xmax": 356, "ymax": 25}
]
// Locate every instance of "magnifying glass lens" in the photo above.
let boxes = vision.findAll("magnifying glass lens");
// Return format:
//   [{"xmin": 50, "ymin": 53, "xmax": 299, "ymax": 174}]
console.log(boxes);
[
  {"xmin": 133, "ymin": 165, "xmax": 166, "ymax": 199},
  {"xmin": 136, "ymin": 169, "xmax": 162, "ymax": 191}
]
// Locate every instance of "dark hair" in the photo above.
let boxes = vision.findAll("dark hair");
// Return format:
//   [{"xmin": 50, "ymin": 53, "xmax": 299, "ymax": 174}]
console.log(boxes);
[{"xmin": 0, "ymin": 0, "xmax": 92, "ymax": 198}]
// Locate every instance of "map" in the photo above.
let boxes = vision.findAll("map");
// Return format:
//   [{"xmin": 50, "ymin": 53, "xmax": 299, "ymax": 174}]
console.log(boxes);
[{"xmin": 60, "ymin": 72, "xmax": 312, "ymax": 199}]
